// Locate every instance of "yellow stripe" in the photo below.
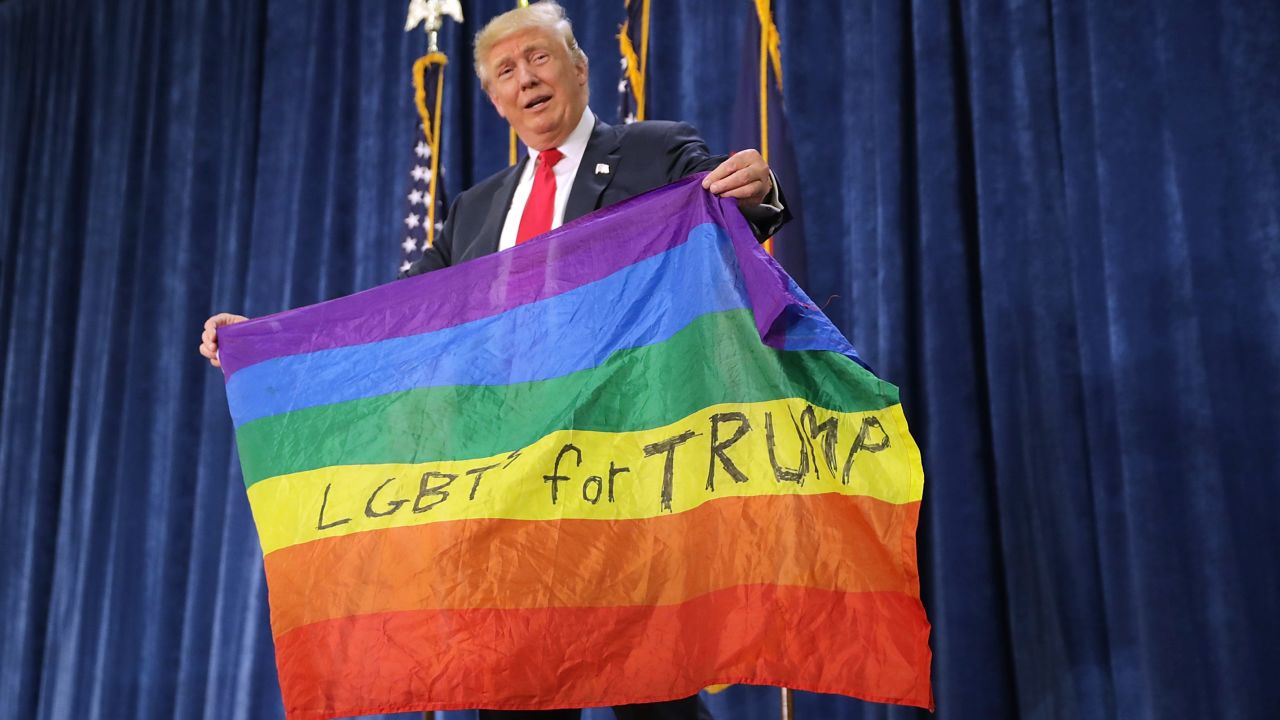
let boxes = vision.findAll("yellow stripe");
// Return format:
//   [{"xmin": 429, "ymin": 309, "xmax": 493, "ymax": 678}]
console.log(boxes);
[{"xmin": 247, "ymin": 399, "xmax": 923, "ymax": 555}]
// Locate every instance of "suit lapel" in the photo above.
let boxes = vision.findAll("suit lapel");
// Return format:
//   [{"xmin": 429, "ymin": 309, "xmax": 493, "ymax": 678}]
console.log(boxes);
[
  {"xmin": 471, "ymin": 158, "xmax": 527, "ymax": 259},
  {"xmin": 564, "ymin": 120, "xmax": 622, "ymax": 223}
]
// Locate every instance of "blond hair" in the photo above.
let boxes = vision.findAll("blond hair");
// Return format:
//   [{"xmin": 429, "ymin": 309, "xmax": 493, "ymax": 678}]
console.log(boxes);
[{"xmin": 473, "ymin": 1, "xmax": 589, "ymax": 90}]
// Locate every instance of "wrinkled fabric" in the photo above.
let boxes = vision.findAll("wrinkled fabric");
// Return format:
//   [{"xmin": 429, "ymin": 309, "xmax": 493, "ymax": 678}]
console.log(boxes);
[{"xmin": 220, "ymin": 180, "xmax": 931, "ymax": 718}]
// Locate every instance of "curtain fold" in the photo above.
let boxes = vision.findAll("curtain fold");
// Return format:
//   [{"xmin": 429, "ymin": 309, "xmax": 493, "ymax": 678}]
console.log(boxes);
[{"xmin": 2, "ymin": 0, "xmax": 1276, "ymax": 718}]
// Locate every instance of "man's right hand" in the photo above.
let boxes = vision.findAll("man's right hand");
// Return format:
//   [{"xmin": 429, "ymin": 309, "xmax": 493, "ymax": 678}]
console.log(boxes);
[{"xmin": 200, "ymin": 312, "xmax": 249, "ymax": 368}]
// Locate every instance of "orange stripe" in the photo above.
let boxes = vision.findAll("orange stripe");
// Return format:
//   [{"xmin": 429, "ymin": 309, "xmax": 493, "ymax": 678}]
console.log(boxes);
[
  {"xmin": 264, "ymin": 493, "xmax": 920, "ymax": 638},
  {"xmin": 274, "ymin": 584, "xmax": 933, "ymax": 718}
]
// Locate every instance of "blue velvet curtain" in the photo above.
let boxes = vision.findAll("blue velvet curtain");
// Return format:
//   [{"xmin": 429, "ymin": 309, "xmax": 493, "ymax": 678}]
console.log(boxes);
[{"xmin": 3, "ymin": 1, "xmax": 1277, "ymax": 719}]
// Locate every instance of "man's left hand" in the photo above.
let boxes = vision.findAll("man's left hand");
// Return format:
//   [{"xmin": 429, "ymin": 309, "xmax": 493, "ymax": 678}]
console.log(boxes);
[{"xmin": 702, "ymin": 149, "xmax": 774, "ymax": 209}]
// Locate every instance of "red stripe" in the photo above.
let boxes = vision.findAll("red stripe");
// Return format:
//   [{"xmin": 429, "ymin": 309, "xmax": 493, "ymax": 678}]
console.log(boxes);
[{"xmin": 274, "ymin": 584, "xmax": 933, "ymax": 718}]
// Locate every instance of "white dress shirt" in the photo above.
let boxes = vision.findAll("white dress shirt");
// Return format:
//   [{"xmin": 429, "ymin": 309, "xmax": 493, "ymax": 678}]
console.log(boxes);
[
  {"xmin": 498, "ymin": 107, "xmax": 597, "ymax": 251},
  {"xmin": 497, "ymin": 106, "xmax": 784, "ymax": 251}
]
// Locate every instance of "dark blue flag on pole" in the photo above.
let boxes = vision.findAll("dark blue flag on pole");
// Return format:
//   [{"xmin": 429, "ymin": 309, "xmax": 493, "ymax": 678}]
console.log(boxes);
[{"xmin": 731, "ymin": 0, "xmax": 808, "ymax": 289}]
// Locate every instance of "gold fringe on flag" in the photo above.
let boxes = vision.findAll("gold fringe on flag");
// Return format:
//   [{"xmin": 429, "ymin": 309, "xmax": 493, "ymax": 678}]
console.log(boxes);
[
  {"xmin": 754, "ymin": 0, "xmax": 783, "ymax": 256},
  {"xmin": 619, "ymin": 0, "xmax": 651, "ymax": 121},
  {"xmin": 413, "ymin": 52, "xmax": 448, "ymax": 248}
]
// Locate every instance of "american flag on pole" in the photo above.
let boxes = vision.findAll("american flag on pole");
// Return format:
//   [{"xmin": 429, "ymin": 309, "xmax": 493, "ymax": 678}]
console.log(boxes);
[{"xmin": 400, "ymin": 52, "xmax": 450, "ymax": 275}]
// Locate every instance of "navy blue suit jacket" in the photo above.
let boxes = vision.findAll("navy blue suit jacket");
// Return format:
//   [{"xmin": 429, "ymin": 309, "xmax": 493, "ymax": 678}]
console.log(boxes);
[{"xmin": 402, "ymin": 118, "xmax": 790, "ymax": 277}]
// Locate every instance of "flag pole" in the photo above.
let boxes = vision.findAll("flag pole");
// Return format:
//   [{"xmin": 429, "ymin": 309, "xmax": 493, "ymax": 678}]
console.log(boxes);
[{"xmin": 755, "ymin": 4, "xmax": 793, "ymax": 714}]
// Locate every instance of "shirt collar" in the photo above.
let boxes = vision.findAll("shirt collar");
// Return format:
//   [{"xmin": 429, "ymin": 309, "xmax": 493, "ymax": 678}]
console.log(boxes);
[{"xmin": 528, "ymin": 107, "xmax": 595, "ymax": 166}]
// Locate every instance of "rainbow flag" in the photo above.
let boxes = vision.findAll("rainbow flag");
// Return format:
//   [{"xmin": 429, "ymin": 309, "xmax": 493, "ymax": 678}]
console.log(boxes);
[{"xmin": 219, "ymin": 177, "xmax": 933, "ymax": 718}]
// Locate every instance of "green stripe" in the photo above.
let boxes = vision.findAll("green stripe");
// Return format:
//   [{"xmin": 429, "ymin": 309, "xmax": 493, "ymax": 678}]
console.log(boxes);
[{"xmin": 235, "ymin": 309, "xmax": 898, "ymax": 487}]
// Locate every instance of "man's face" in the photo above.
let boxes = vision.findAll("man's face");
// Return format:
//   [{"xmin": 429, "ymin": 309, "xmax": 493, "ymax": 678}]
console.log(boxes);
[{"xmin": 484, "ymin": 27, "xmax": 588, "ymax": 151}]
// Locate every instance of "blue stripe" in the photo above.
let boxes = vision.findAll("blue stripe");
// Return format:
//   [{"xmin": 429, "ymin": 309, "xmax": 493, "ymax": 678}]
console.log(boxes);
[
  {"xmin": 778, "ymin": 275, "xmax": 863, "ymax": 364},
  {"xmin": 226, "ymin": 224, "xmax": 746, "ymax": 427}
]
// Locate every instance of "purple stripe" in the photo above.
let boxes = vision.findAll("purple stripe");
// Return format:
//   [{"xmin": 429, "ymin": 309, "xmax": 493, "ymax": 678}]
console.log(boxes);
[
  {"xmin": 723, "ymin": 204, "xmax": 862, "ymax": 365},
  {"xmin": 723, "ymin": 205, "xmax": 794, "ymax": 346},
  {"xmin": 218, "ymin": 176, "xmax": 722, "ymax": 379},
  {"xmin": 218, "ymin": 175, "xmax": 847, "ymax": 380}
]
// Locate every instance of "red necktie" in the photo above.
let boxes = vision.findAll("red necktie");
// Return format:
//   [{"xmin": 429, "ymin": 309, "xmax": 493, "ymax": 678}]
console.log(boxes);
[{"xmin": 515, "ymin": 147, "xmax": 565, "ymax": 245}]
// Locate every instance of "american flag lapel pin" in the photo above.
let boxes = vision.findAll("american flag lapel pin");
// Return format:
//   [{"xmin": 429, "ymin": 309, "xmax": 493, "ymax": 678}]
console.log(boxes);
[{"xmin": 595, "ymin": 163, "xmax": 610, "ymax": 175}]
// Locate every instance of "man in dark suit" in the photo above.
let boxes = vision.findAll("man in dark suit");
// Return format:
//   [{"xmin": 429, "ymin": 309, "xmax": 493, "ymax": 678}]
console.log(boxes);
[
  {"xmin": 402, "ymin": 118, "xmax": 787, "ymax": 274},
  {"xmin": 200, "ymin": 3, "xmax": 787, "ymax": 718},
  {"xmin": 399, "ymin": 0, "xmax": 788, "ymax": 278}
]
